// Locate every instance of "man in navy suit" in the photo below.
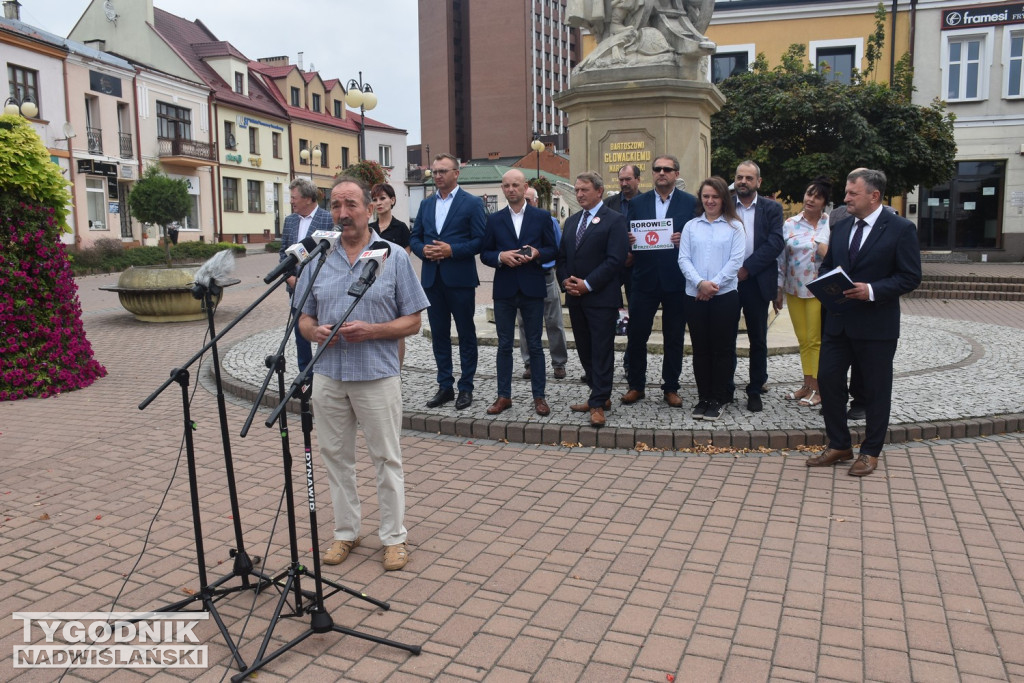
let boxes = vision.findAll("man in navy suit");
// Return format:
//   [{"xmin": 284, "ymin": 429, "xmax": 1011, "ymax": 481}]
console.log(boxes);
[
  {"xmin": 280, "ymin": 178, "xmax": 334, "ymax": 373},
  {"xmin": 480, "ymin": 170, "xmax": 558, "ymax": 416},
  {"xmin": 733, "ymin": 161, "xmax": 784, "ymax": 412},
  {"xmin": 557, "ymin": 171, "xmax": 629, "ymax": 428},
  {"xmin": 411, "ymin": 153, "xmax": 487, "ymax": 410},
  {"xmin": 620, "ymin": 155, "xmax": 696, "ymax": 409},
  {"xmin": 806, "ymin": 168, "xmax": 921, "ymax": 476}
]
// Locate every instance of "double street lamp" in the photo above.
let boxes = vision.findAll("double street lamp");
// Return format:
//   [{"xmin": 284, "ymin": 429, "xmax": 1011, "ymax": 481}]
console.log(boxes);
[
  {"xmin": 4, "ymin": 95, "xmax": 38, "ymax": 119},
  {"xmin": 345, "ymin": 71, "xmax": 377, "ymax": 162},
  {"xmin": 299, "ymin": 145, "xmax": 322, "ymax": 181},
  {"xmin": 530, "ymin": 137, "xmax": 545, "ymax": 180}
]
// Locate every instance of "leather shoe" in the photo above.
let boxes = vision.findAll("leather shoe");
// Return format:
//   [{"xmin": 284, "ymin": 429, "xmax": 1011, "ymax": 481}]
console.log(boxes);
[
  {"xmin": 426, "ymin": 387, "xmax": 454, "ymax": 408},
  {"xmin": 579, "ymin": 374, "xmax": 589, "ymax": 384},
  {"xmin": 621, "ymin": 389, "xmax": 645, "ymax": 404},
  {"xmin": 805, "ymin": 447, "xmax": 854, "ymax": 467},
  {"xmin": 522, "ymin": 368, "xmax": 531, "ymax": 379},
  {"xmin": 553, "ymin": 366, "xmax": 566, "ymax": 379},
  {"xmin": 455, "ymin": 391, "xmax": 473, "ymax": 410},
  {"xmin": 534, "ymin": 397, "xmax": 550, "ymax": 416},
  {"xmin": 848, "ymin": 454, "xmax": 878, "ymax": 477},
  {"xmin": 486, "ymin": 397, "xmax": 512, "ymax": 415},
  {"xmin": 747, "ymin": 394, "xmax": 763, "ymax": 412},
  {"xmin": 847, "ymin": 404, "xmax": 867, "ymax": 420},
  {"xmin": 571, "ymin": 400, "xmax": 611, "ymax": 412},
  {"xmin": 589, "ymin": 406, "xmax": 605, "ymax": 427},
  {"xmin": 664, "ymin": 392, "xmax": 682, "ymax": 407}
]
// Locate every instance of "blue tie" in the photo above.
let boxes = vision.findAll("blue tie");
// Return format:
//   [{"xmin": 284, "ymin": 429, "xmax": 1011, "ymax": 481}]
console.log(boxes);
[{"xmin": 575, "ymin": 211, "xmax": 591, "ymax": 249}]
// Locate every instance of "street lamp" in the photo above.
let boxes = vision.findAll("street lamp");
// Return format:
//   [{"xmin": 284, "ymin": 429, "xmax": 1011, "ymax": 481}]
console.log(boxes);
[
  {"xmin": 530, "ymin": 137, "xmax": 545, "ymax": 180},
  {"xmin": 345, "ymin": 71, "xmax": 377, "ymax": 162},
  {"xmin": 4, "ymin": 95, "xmax": 38, "ymax": 119},
  {"xmin": 299, "ymin": 145, "xmax": 322, "ymax": 181}
]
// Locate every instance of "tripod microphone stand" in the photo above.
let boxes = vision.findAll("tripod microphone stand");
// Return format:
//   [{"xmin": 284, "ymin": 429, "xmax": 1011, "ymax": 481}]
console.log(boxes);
[{"xmin": 231, "ymin": 250, "xmax": 420, "ymax": 682}]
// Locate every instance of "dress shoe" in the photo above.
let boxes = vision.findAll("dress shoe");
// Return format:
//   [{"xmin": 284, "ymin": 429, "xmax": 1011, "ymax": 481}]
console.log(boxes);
[
  {"xmin": 571, "ymin": 400, "xmax": 610, "ymax": 412},
  {"xmin": 847, "ymin": 404, "xmax": 867, "ymax": 420},
  {"xmin": 664, "ymin": 392, "xmax": 682, "ymax": 407},
  {"xmin": 579, "ymin": 374, "xmax": 590, "ymax": 384},
  {"xmin": 553, "ymin": 366, "xmax": 566, "ymax": 379},
  {"xmin": 848, "ymin": 454, "xmax": 878, "ymax": 477},
  {"xmin": 805, "ymin": 447, "xmax": 854, "ymax": 467},
  {"xmin": 534, "ymin": 397, "xmax": 550, "ymax": 416},
  {"xmin": 455, "ymin": 391, "xmax": 473, "ymax": 410},
  {"xmin": 522, "ymin": 368, "xmax": 532, "ymax": 379},
  {"xmin": 620, "ymin": 389, "xmax": 645, "ymax": 404},
  {"xmin": 590, "ymin": 406, "xmax": 606, "ymax": 427},
  {"xmin": 426, "ymin": 387, "xmax": 454, "ymax": 408},
  {"xmin": 486, "ymin": 396, "xmax": 512, "ymax": 415},
  {"xmin": 747, "ymin": 394, "xmax": 763, "ymax": 412}
]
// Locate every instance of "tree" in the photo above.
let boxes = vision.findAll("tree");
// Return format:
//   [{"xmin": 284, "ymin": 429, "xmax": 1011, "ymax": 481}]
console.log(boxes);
[
  {"xmin": 128, "ymin": 165, "xmax": 191, "ymax": 267},
  {"xmin": 338, "ymin": 159, "xmax": 389, "ymax": 189},
  {"xmin": 528, "ymin": 176, "xmax": 553, "ymax": 211},
  {"xmin": 0, "ymin": 113, "xmax": 106, "ymax": 400},
  {"xmin": 711, "ymin": 23, "xmax": 956, "ymax": 204}
]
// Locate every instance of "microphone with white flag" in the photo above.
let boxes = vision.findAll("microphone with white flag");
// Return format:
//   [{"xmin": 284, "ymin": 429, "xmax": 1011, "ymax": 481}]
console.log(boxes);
[
  {"xmin": 262, "ymin": 235, "xmax": 319, "ymax": 284},
  {"xmin": 347, "ymin": 241, "xmax": 392, "ymax": 296}
]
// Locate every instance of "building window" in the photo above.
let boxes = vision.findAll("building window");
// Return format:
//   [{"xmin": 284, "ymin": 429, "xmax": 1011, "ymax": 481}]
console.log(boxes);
[
  {"xmin": 918, "ymin": 160, "xmax": 1005, "ymax": 250},
  {"xmin": 341, "ymin": 146, "xmax": 349, "ymax": 169},
  {"xmin": 247, "ymin": 180, "xmax": 263, "ymax": 213},
  {"xmin": 156, "ymin": 101, "xmax": 191, "ymax": 140},
  {"xmin": 234, "ymin": 71, "xmax": 244, "ymax": 94},
  {"xmin": 272, "ymin": 131, "xmax": 281, "ymax": 158},
  {"xmin": 711, "ymin": 45, "xmax": 753, "ymax": 84},
  {"xmin": 86, "ymin": 178, "xmax": 107, "ymax": 230},
  {"xmin": 809, "ymin": 39, "xmax": 863, "ymax": 86},
  {"xmin": 224, "ymin": 121, "xmax": 236, "ymax": 149},
  {"xmin": 223, "ymin": 177, "xmax": 239, "ymax": 211},
  {"xmin": 248, "ymin": 126, "xmax": 259, "ymax": 154},
  {"xmin": 290, "ymin": 86, "xmax": 301, "ymax": 107},
  {"xmin": 334, "ymin": 99, "xmax": 343, "ymax": 117},
  {"xmin": 379, "ymin": 144, "xmax": 392, "ymax": 167},
  {"xmin": 943, "ymin": 29, "xmax": 991, "ymax": 101},
  {"xmin": 1007, "ymin": 29, "xmax": 1024, "ymax": 98},
  {"xmin": 312, "ymin": 93, "xmax": 321, "ymax": 112},
  {"xmin": 7, "ymin": 64, "xmax": 39, "ymax": 115},
  {"xmin": 319, "ymin": 142, "xmax": 328, "ymax": 167}
]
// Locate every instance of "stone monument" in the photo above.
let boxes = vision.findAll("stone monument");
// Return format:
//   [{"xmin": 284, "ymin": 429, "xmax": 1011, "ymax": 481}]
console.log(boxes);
[{"xmin": 555, "ymin": 0, "xmax": 725, "ymax": 192}]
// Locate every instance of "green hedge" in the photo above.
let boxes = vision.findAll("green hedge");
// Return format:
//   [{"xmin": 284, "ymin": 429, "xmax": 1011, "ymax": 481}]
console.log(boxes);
[{"xmin": 70, "ymin": 241, "xmax": 246, "ymax": 275}]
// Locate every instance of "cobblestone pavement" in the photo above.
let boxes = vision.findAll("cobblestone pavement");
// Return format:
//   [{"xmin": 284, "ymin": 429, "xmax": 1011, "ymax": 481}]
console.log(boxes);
[{"xmin": 2, "ymin": 252, "xmax": 1024, "ymax": 682}]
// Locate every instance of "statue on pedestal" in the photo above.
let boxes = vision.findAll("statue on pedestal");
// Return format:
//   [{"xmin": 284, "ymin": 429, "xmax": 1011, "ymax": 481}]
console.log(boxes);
[{"xmin": 567, "ymin": 0, "xmax": 716, "ymax": 73}]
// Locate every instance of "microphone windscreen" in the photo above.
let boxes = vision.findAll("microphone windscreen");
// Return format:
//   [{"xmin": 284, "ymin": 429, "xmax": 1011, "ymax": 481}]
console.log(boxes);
[{"xmin": 194, "ymin": 249, "xmax": 236, "ymax": 287}]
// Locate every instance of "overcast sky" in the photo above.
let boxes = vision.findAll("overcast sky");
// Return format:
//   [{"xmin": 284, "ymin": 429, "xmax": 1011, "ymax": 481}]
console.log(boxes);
[{"xmin": 20, "ymin": 0, "xmax": 422, "ymax": 143}]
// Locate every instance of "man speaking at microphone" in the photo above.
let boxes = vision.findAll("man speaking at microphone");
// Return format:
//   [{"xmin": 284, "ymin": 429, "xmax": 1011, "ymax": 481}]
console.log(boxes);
[{"xmin": 296, "ymin": 177, "xmax": 429, "ymax": 571}]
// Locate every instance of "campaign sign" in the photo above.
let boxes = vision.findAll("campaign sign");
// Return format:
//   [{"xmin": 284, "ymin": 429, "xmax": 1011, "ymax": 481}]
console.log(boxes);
[{"xmin": 630, "ymin": 218, "xmax": 674, "ymax": 250}]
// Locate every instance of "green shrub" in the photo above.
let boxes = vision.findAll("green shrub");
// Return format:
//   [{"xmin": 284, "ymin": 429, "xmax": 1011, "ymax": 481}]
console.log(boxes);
[
  {"xmin": 69, "ymin": 242, "xmax": 243, "ymax": 275},
  {"xmin": 265, "ymin": 240, "xmax": 281, "ymax": 253}
]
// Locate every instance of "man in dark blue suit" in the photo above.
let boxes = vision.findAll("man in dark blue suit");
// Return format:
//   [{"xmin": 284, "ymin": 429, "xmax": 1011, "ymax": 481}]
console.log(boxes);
[
  {"xmin": 280, "ymin": 178, "xmax": 334, "ymax": 373},
  {"xmin": 733, "ymin": 161, "xmax": 784, "ymax": 412},
  {"xmin": 807, "ymin": 168, "xmax": 921, "ymax": 476},
  {"xmin": 480, "ymin": 169, "xmax": 558, "ymax": 417},
  {"xmin": 620, "ymin": 155, "xmax": 695, "ymax": 409},
  {"xmin": 411, "ymin": 153, "xmax": 487, "ymax": 410},
  {"xmin": 557, "ymin": 171, "xmax": 629, "ymax": 428}
]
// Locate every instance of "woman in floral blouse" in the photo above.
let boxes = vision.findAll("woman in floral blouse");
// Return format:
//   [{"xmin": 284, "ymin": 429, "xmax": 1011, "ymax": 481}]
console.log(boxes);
[{"xmin": 774, "ymin": 177, "xmax": 831, "ymax": 407}]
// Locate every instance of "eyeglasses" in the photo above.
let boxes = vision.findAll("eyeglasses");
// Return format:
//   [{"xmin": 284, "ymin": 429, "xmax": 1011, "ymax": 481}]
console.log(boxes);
[
  {"xmin": 652, "ymin": 166, "xmax": 677, "ymax": 174},
  {"xmin": 431, "ymin": 168, "xmax": 455, "ymax": 175}
]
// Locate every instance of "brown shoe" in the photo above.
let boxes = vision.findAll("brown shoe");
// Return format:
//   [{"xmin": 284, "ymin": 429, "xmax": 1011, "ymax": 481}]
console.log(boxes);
[
  {"xmin": 522, "ymin": 368, "xmax": 531, "ymax": 379},
  {"xmin": 486, "ymin": 396, "xmax": 512, "ymax": 415},
  {"xmin": 534, "ymin": 397, "xmax": 550, "ymax": 416},
  {"xmin": 664, "ymin": 392, "xmax": 682, "ymax": 407},
  {"xmin": 323, "ymin": 538, "xmax": 360, "ymax": 565},
  {"xmin": 382, "ymin": 542, "xmax": 408, "ymax": 571},
  {"xmin": 571, "ymin": 400, "xmax": 610, "ymax": 412},
  {"xmin": 848, "ymin": 454, "xmax": 879, "ymax": 477},
  {"xmin": 805, "ymin": 447, "xmax": 854, "ymax": 467},
  {"xmin": 620, "ymin": 389, "xmax": 645, "ymax": 404},
  {"xmin": 590, "ymin": 406, "xmax": 606, "ymax": 427},
  {"xmin": 553, "ymin": 366, "xmax": 566, "ymax": 379}
]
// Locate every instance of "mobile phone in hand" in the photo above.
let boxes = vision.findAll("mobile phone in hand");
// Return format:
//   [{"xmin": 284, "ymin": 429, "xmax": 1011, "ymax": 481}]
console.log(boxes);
[{"xmin": 517, "ymin": 246, "xmax": 532, "ymax": 257}]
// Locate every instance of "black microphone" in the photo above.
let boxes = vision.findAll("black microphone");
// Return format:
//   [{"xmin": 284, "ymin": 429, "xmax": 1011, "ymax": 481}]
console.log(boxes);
[
  {"xmin": 347, "ymin": 241, "xmax": 392, "ymax": 296},
  {"xmin": 263, "ymin": 235, "xmax": 318, "ymax": 284}
]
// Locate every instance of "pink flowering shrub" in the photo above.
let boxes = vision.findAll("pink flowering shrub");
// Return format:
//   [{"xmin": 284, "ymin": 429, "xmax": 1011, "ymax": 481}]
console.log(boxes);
[{"xmin": 0, "ymin": 200, "xmax": 107, "ymax": 400}]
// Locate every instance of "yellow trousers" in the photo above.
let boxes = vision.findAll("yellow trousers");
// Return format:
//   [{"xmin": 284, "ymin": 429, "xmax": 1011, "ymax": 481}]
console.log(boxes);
[{"xmin": 786, "ymin": 293, "xmax": 822, "ymax": 378}]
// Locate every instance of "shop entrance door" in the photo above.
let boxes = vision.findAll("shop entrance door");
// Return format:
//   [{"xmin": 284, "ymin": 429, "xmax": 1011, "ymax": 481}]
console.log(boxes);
[{"xmin": 918, "ymin": 160, "xmax": 1004, "ymax": 251}]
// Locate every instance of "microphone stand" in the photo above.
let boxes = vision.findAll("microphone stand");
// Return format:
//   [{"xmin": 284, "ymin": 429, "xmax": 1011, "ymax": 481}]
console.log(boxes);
[
  {"xmin": 135, "ymin": 276, "xmax": 291, "ymax": 670},
  {"xmin": 232, "ymin": 248, "xmax": 420, "ymax": 683}
]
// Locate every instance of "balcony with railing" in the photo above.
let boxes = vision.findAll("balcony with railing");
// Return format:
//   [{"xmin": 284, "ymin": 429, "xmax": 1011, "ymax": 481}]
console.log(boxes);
[
  {"xmin": 157, "ymin": 137, "xmax": 217, "ymax": 166},
  {"xmin": 86, "ymin": 127, "xmax": 102, "ymax": 155},
  {"xmin": 119, "ymin": 132, "xmax": 133, "ymax": 159}
]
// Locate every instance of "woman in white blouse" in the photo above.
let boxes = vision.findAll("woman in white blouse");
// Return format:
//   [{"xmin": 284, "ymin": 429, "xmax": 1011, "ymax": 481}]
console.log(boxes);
[
  {"xmin": 677, "ymin": 176, "xmax": 746, "ymax": 421},
  {"xmin": 774, "ymin": 177, "xmax": 831, "ymax": 407}
]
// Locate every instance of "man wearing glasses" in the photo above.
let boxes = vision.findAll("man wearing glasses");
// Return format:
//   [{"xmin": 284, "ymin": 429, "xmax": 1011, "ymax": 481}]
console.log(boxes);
[{"xmin": 411, "ymin": 153, "xmax": 487, "ymax": 410}]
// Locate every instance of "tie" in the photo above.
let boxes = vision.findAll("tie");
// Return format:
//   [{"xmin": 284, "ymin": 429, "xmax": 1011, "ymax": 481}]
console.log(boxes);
[
  {"xmin": 849, "ymin": 219, "xmax": 867, "ymax": 265},
  {"xmin": 575, "ymin": 211, "xmax": 591, "ymax": 249}
]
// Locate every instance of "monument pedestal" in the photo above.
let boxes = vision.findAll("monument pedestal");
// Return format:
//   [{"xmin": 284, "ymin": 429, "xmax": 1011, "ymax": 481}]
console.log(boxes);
[{"xmin": 554, "ymin": 69, "xmax": 725, "ymax": 194}]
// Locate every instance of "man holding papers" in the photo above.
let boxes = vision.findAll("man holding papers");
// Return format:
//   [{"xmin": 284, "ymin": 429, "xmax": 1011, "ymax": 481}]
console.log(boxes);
[
  {"xmin": 806, "ymin": 168, "xmax": 921, "ymax": 477},
  {"xmin": 620, "ymin": 155, "xmax": 696, "ymax": 408}
]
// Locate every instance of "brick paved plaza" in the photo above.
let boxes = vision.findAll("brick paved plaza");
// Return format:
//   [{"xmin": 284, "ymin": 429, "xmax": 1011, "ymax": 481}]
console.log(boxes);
[{"xmin": 2, "ymin": 252, "xmax": 1024, "ymax": 682}]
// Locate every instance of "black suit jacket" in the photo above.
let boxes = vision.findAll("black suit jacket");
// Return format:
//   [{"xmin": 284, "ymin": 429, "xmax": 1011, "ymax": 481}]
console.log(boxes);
[
  {"xmin": 821, "ymin": 210, "xmax": 922, "ymax": 340},
  {"xmin": 627, "ymin": 189, "xmax": 696, "ymax": 293},
  {"xmin": 480, "ymin": 204, "xmax": 558, "ymax": 300},
  {"xmin": 556, "ymin": 204, "xmax": 628, "ymax": 309},
  {"xmin": 739, "ymin": 194, "xmax": 785, "ymax": 301}
]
